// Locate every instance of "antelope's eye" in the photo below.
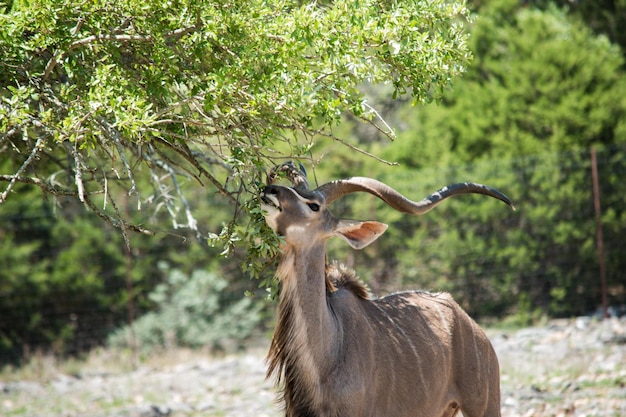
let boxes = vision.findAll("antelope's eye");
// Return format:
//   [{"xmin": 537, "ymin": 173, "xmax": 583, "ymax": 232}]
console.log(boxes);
[{"xmin": 307, "ymin": 202, "xmax": 320, "ymax": 212}]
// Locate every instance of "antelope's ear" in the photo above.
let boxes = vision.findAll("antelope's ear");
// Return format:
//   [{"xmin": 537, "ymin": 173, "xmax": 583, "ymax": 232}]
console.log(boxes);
[{"xmin": 334, "ymin": 220, "xmax": 388, "ymax": 250}]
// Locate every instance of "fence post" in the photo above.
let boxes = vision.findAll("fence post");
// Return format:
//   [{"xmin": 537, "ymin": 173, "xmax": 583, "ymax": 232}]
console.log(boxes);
[{"xmin": 590, "ymin": 147, "xmax": 609, "ymax": 319}]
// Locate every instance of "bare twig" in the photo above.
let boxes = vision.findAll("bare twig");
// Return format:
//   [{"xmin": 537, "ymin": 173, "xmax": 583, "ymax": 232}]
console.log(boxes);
[
  {"xmin": 103, "ymin": 167, "xmax": 109, "ymax": 210},
  {"xmin": 144, "ymin": 143, "xmax": 199, "ymax": 234},
  {"xmin": 329, "ymin": 86, "xmax": 396, "ymax": 141},
  {"xmin": 0, "ymin": 172, "xmax": 155, "ymax": 236},
  {"xmin": 97, "ymin": 117, "xmax": 141, "ymax": 201},
  {"xmin": 0, "ymin": 174, "xmax": 76, "ymax": 197},
  {"xmin": 0, "ymin": 126, "xmax": 18, "ymax": 149},
  {"xmin": 153, "ymin": 136, "xmax": 236, "ymax": 203},
  {"xmin": 104, "ymin": 185, "xmax": 132, "ymax": 251},
  {"xmin": 0, "ymin": 135, "xmax": 45, "ymax": 203},
  {"xmin": 64, "ymin": 141, "xmax": 86, "ymax": 202},
  {"xmin": 83, "ymin": 194, "xmax": 154, "ymax": 235},
  {"xmin": 323, "ymin": 131, "xmax": 398, "ymax": 166},
  {"xmin": 360, "ymin": 101, "xmax": 396, "ymax": 141},
  {"xmin": 149, "ymin": 139, "xmax": 202, "ymax": 183}
]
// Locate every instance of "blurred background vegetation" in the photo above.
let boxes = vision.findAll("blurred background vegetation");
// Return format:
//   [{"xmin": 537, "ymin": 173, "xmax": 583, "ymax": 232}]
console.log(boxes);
[{"xmin": 2, "ymin": 0, "xmax": 626, "ymax": 364}]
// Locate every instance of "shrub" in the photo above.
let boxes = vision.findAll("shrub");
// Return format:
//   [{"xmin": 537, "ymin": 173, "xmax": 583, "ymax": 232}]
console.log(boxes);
[{"xmin": 108, "ymin": 264, "xmax": 262, "ymax": 353}]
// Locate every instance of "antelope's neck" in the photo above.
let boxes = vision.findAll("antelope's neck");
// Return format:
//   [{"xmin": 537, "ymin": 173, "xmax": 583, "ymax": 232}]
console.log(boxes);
[{"xmin": 274, "ymin": 243, "xmax": 340, "ymax": 376}]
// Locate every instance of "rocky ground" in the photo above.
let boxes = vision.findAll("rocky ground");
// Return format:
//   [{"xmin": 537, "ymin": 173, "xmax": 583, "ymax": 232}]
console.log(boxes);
[
  {"xmin": 1, "ymin": 317, "xmax": 625, "ymax": 417},
  {"xmin": 494, "ymin": 317, "xmax": 626, "ymax": 417}
]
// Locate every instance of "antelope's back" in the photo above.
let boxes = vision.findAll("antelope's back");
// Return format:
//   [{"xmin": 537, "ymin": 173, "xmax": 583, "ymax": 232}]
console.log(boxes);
[{"xmin": 370, "ymin": 290, "xmax": 459, "ymax": 357}]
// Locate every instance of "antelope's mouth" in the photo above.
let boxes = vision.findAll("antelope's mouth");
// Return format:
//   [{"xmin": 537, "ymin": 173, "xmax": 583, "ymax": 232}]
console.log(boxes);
[
  {"xmin": 260, "ymin": 190, "xmax": 281, "ymax": 232},
  {"xmin": 261, "ymin": 192, "xmax": 281, "ymax": 212}
]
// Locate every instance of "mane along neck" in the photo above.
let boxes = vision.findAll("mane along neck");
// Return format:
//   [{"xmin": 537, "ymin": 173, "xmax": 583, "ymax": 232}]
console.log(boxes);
[
  {"xmin": 266, "ymin": 252, "xmax": 373, "ymax": 415},
  {"xmin": 266, "ymin": 245, "xmax": 338, "ymax": 415},
  {"xmin": 326, "ymin": 262, "xmax": 370, "ymax": 299}
]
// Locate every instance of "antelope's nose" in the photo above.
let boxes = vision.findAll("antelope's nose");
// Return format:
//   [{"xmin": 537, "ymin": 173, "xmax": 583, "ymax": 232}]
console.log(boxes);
[
  {"xmin": 261, "ymin": 185, "xmax": 280, "ymax": 205},
  {"xmin": 263, "ymin": 185, "xmax": 279, "ymax": 194}
]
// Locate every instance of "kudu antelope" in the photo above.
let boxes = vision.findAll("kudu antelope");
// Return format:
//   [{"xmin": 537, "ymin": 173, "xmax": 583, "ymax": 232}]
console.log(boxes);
[{"xmin": 260, "ymin": 162, "xmax": 514, "ymax": 417}]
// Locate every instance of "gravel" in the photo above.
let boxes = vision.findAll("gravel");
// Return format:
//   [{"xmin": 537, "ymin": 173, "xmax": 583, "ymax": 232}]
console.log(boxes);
[
  {"xmin": 2, "ymin": 317, "xmax": 625, "ymax": 417},
  {"xmin": 494, "ymin": 317, "xmax": 626, "ymax": 417}
]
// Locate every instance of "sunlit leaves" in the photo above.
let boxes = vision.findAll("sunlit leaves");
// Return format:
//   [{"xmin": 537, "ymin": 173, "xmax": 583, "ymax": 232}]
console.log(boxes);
[{"xmin": 1, "ymin": 0, "xmax": 472, "ymax": 289}]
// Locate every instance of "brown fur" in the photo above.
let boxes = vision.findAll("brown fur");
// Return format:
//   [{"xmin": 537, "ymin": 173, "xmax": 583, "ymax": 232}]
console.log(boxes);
[
  {"xmin": 267, "ymin": 261, "xmax": 370, "ymax": 416},
  {"xmin": 266, "ymin": 258, "xmax": 501, "ymax": 417},
  {"xmin": 266, "ymin": 246, "xmax": 321, "ymax": 416}
]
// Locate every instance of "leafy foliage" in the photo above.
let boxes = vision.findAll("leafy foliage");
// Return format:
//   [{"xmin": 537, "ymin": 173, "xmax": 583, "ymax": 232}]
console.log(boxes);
[{"xmin": 0, "ymin": 0, "xmax": 471, "ymax": 242}]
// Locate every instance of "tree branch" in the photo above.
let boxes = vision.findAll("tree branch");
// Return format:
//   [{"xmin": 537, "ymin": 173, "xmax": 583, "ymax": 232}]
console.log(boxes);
[
  {"xmin": 0, "ymin": 173, "xmax": 156, "ymax": 235},
  {"xmin": 83, "ymin": 194, "xmax": 154, "ymax": 235},
  {"xmin": 0, "ymin": 135, "xmax": 45, "ymax": 203},
  {"xmin": 153, "ymin": 136, "xmax": 236, "ymax": 203},
  {"xmin": 0, "ymin": 174, "xmax": 82, "ymax": 197},
  {"xmin": 97, "ymin": 117, "xmax": 141, "ymax": 201},
  {"xmin": 145, "ymin": 144, "xmax": 199, "ymax": 236}
]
